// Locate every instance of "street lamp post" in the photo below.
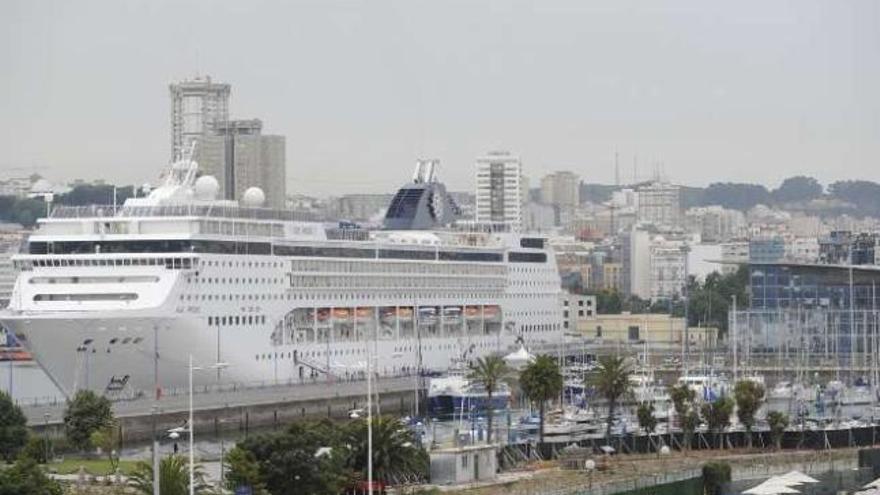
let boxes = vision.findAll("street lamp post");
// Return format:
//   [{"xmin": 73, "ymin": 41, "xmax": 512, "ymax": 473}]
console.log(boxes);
[
  {"xmin": 184, "ymin": 356, "xmax": 228, "ymax": 495},
  {"xmin": 188, "ymin": 354, "xmax": 194, "ymax": 495}
]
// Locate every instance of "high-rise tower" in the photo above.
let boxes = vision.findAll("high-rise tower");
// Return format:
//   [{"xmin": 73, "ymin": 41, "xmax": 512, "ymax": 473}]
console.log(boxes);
[
  {"xmin": 475, "ymin": 151, "xmax": 524, "ymax": 230},
  {"xmin": 169, "ymin": 75, "xmax": 231, "ymax": 161}
]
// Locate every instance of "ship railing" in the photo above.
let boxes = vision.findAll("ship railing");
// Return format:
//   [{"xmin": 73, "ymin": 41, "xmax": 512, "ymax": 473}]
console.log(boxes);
[
  {"xmin": 14, "ymin": 394, "xmax": 66, "ymax": 408},
  {"xmin": 48, "ymin": 204, "xmax": 316, "ymax": 222}
]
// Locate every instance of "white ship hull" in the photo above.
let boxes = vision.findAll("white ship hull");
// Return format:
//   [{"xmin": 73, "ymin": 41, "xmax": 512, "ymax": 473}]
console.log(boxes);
[{"xmin": 2, "ymin": 251, "xmax": 562, "ymax": 397}]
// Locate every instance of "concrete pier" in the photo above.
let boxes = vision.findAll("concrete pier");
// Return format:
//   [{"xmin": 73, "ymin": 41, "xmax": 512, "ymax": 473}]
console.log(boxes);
[{"xmin": 25, "ymin": 375, "xmax": 423, "ymax": 443}]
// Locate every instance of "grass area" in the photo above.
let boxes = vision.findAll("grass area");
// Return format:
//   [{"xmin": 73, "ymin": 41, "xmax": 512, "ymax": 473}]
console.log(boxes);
[{"xmin": 45, "ymin": 458, "xmax": 141, "ymax": 476}]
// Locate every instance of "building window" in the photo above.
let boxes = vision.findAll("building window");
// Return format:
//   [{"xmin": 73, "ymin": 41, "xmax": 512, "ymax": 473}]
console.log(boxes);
[
  {"xmin": 628, "ymin": 326, "xmax": 640, "ymax": 341},
  {"xmin": 596, "ymin": 326, "xmax": 602, "ymax": 338}
]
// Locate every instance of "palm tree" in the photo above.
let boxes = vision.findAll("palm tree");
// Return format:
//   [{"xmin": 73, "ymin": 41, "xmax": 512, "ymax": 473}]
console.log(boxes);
[
  {"xmin": 345, "ymin": 416, "xmax": 429, "ymax": 487},
  {"xmin": 588, "ymin": 355, "xmax": 633, "ymax": 440},
  {"xmin": 636, "ymin": 402, "xmax": 657, "ymax": 436},
  {"xmin": 519, "ymin": 355, "xmax": 563, "ymax": 443},
  {"xmin": 767, "ymin": 411, "xmax": 789, "ymax": 451},
  {"xmin": 467, "ymin": 355, "xmax": 511, "ymax": 444},
  {"xmin": 733, "ymin": 380, "xmax": 765, "ymax": 448},
  {"xmin": 700, "ymin": 397, "xmax": 734, "ymax": 449},
  {"xmin": 129, "ymin": 454, "xmax": 210, "ymax": 495}
]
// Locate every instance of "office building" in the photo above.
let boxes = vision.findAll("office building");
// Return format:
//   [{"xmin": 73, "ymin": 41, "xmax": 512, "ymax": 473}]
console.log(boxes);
[
  {"xmin": 200, "ymin": 119, "xmax": 286, "ymax": 209},
  {"xmin": 475, "ymin": 151, "xmax": 524, "ymax": 230},
  {"xmin": 749, "ymin": 237, "xmax": 786, "ymax": 263},
  {"xmin": 818, "ymin": 231, "xmax": 878, "ymax": 265},
  {"xmin": 169, "ymin": 75, "xmax": 231, "ymax": 161},
  {"xmin": 540, "ymin": 171, "xmax": 579, "ymax": 209}
]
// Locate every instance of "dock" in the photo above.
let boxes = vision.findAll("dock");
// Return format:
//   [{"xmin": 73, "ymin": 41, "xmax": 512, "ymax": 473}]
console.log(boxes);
[{"xmin": 24, "ymin": 375, "xmax": 424, "ymax": 442}]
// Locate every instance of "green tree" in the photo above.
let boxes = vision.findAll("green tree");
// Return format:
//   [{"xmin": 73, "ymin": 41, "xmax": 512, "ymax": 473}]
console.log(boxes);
[
  {"xmin": 519, "ymin": 355, "xmax": 563, "ymax": 443},
  {"xmin": 18, "ymin": 435, "xmax": 50, "ymax": 465},
  {"xmin": 0, "ymin": 390, "xmax": 28, "ymax": 462},
  {"xmin": 700, "ymin": 182, "xmax": 771, "ymax": 211},
  {"xmin": 772, "ymin": 176, "xmax": 823, "ymax": 204},
  {"xmin": 767, "ymin": 411, "xmax": 789, "ymax": 451},
  {"xmin": 0, "ymin": 457, "xmax": 62, "ymax": 495},
  {"xmin": 702, "ymin": 461, "xmax": 732, "ymax": 495},
  {"xmin": 828, "ymin": 180, "xmax": 880, "ymax": 217},
  {"xmin": 669, "ymin": 383, "xmax": 695, "ymax": 426},
  {"xmin": 224, "ymin": 447, "xmax": 267, "ymax": 495},
  {"xmin": 90, "ymin": 420, "xmax": 120, "ymax": 472},
  {"xmin": 63, "ymin": 390, "xmax": 114, "ymax": 451},
  {"xmin": 592, "ymin": 290, "xmax": 622, "ymax": 314},
  {"xmin": 467, "ymin": 355, "xmax": 511, "ymax": 444},
  {"xmin": 669, "ymin": 383, "xmax": 697, "ymax": 451},
  {"xmin": 344, "ymin": 416, "xmax": 429, "ymax": 487},
  {"xmin": 588, "ymin": 355, "xmax": 633, "ymax": 439},
  {"xmin": 230, "ymin": 419, "xmax": 350, "ymax": 495},
  {"xmin": 636, "ymin": 402, "xmax": 657, "ymax": 436},
  {"xmin": 682, "ymin": 410, "xmax": 701, "ymax": 452},
  {"xmin": 733, "ymin": 381, "xmax": 765, "ymax": 448},
  {"xmin": 700, "ymin": 397, "xmax": 734, "ymax": 448},
  {"xmin": 129, "ymin": 454, "xmax": 210, "ymax": 495}
]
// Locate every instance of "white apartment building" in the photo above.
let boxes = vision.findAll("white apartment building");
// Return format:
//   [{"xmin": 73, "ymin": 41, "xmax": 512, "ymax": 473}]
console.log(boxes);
[
  {"xmin": 540, "ymin": 171, "xmax": 579, "ymax": 209},
  {"xmin": 0, "ymin": 233, "xmax": 23, "ymax": 308},
  {"xmin": 560, "ymin": 292, "xmax": 596, "ymax": 333},
  {"xmin": 684, "ymin": 206, "xmax": 746, "ymax": 243},
  {"xmin": 637, "ymin": 182, "xmax": 681, "ymax": 228},
  {"xmin": 650, "ymin": 241, "xmax": 688, "ymax": 301},
  {"xmin": 475, "ymin": 151, "xmax": 524, "ymax": 230}
]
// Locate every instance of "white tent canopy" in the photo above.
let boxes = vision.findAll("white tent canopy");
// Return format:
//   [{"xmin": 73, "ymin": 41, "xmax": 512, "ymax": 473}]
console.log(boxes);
[
  {"xmin": 866, "ymin": 477, "xmax": 880, "ymax": 489},
  {"xmin": 776, "ymin": 471, "xmax": 818, "ymax": 484},
  {"xmin": 742, "ymin": 477, "xmax": 802, "ymax": 495},
  {"xmin": 503, "ymin": 345, "xmax": 535, "ymax": 370}
]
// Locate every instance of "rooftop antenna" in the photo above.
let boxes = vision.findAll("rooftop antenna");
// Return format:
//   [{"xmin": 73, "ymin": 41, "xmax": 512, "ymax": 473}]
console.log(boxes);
[
  {"xmin": 614, "ymin": 151, "xmax": 620, "ymax": 187},
  {"xmin": 633, "ymin": 155, "xmax": 638, "ymax": 184}
]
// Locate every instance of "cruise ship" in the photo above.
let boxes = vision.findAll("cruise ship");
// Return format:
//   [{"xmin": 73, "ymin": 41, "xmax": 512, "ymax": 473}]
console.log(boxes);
[{"xmin": 0, "ymin": 156, "xmax": 563, "ymax": 397}]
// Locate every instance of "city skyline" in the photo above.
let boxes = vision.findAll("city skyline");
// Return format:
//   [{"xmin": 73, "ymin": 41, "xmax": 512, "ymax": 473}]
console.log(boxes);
[{"xmin": 2, "ymin": 0, "xmax": 878, "ymax": 195}]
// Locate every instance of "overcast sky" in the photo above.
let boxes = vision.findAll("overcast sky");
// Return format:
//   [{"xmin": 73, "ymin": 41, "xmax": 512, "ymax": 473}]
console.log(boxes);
[{"xmin": 1, "ymin": 0, "xmax": 878, "ymax": 195}]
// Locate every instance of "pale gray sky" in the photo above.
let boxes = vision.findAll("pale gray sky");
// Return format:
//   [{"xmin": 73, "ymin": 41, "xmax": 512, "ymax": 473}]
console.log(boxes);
[{"xmin": 1, "ymin": 0, "xmax": 878, "ymax": 195}]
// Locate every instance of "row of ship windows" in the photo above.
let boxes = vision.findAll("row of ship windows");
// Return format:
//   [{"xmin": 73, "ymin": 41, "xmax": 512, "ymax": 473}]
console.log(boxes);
[
  {"xmin": 290, "ymin": 260, "xmax": 504, "ymax": 276},
  {"xmin": 256, "ymin": 339, "xmax": 513, "ymax": 362},
  {"xmin": 186, "ymin": 277, "xmax": 284, "ymax": 285},
  {"xmin": 289, "ymin": 276, "xmax": 502, "ymax": 290},
  {"xmin": 201, "ymin": 260, "xmax": 283, "ymax": 269},
  {"xmin": 16, "ymin": 258, "xmax": 193, "ymax": 270},
  {"xmin": 207, "ymin": 315, "xmax": 267, "ymax": 326},
  {"xmin": 30, "ymin": 240, "xmax": 547, "ymax": 264},
  {"xmin": 183, "ymin": 292, "xmax": 552, "ymax": 303},
  {"xmin": 181, "ymin": 293, "xmax": 284, "ymax": 302}
]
